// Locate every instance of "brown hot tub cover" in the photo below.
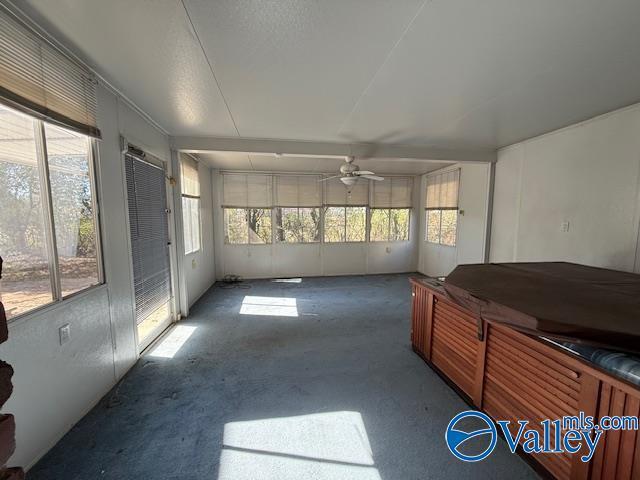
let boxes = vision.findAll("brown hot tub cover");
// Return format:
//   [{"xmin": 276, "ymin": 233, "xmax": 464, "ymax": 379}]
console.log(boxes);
[{"xmin": 444, "ymin": 262, "xmax": 640, "ymax": 353}]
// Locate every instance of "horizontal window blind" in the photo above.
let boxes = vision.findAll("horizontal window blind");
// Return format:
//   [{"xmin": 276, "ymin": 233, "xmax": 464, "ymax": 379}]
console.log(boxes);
[
  {"xmin": 180, "ymin": 154, "xmax": 200, "ymax": 197},
  {"xmin": 125, "ymin": 152, "xmax": 171, "ymax": 324},
  {"xmin": 0, "ymin": 7, "xmax": 100, "ymax": 138},
  {"xmin": 371, "ymin": 176, "xmax": 413, "ymax": 208},
  {"xmin": 275, "ymin": 175, "xmax": 321, "ymax": 206},
  {"xmin": 222, "ymin": 173, "xmax": 272, "ymax": 207},
  {"xmin": 324, "ymin": 177, "xmax": 368, "ymax": 205},
  {"xmin": 425, "ymin": 169, "xmax": 459, "ymax": 209}
]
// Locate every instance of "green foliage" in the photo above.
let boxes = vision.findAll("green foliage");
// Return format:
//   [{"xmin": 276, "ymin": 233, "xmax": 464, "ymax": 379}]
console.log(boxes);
[{"xmin": 426, "ymin": 208, "xmax": 457, "ymax": 246}]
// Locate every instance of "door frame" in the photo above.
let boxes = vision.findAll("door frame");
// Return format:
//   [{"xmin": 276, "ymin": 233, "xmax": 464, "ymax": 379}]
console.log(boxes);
[{"xmin": 120, "ymin": 135, "xmax": 181, "ymax": 353}]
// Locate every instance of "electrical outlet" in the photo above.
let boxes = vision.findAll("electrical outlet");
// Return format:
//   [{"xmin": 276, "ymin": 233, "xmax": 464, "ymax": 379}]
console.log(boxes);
[
  {"xmin": 386, "ymin": 246, "xmax": 391, "ymax": 254},
  {"xmin": 561, "ymin": 221, "xmax": 570, "ymax": 232},
  {"xmin": 59, "ymin": 324, "xmax": 71, "ymax": 345}
]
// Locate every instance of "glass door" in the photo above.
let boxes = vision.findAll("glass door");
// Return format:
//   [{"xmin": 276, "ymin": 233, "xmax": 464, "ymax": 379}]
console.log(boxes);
[{"xmin": 124, "ymin": 150, "xmax": 173, "ymax": 350}]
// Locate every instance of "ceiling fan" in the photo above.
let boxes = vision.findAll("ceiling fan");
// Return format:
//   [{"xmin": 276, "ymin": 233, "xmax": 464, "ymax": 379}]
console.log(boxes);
[{"xmin": 319, "ymin": 156, "xmax": 384, "ymax": 186}]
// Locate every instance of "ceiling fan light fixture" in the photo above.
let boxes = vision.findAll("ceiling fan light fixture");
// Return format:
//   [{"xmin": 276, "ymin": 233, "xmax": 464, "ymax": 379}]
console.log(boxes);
[{"xmin": 340, "ymin": 176, "xmax": 358, "ymax": 186}]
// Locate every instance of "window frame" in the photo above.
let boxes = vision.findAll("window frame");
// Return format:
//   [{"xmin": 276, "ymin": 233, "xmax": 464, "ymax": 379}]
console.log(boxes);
[
  {"xmin": 425, "ymin": 207, "xmax": 458, "ymax": 247},
  {"xmin": 1, "ymin": 108, "xmax": 104, "ymax": 322},
  {"xmin": 322, "ymin": 205, "xmax": 367, "ymax": 244},
  {"xmin": 223, "ymin": 207, "xmax": 273, "ymax": 245},
  {"xmin": 181, "ymin": 196, "xmax": 201, "ymax": 255},
  {"xmin": 274, "ymin": 207, "xmax": 321, "ymax": 244},
  {"xmin": 369, "ymin": 207, "xmax": 411, "ymax": 243},
  {"xmin": 180, "ymin": 156, "xmax": 202, "ymax": 255}
]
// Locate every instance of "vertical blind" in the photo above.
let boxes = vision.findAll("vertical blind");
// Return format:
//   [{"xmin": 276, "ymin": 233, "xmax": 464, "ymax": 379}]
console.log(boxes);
[
  {"xmin": 324, "ymin": 177, "xmax": 369, "ymax": 205},
  {"xmin": 425, "ymin": 169, "xmax": 459, "ymax": 209},
  {"xmin": 275, "ymin": 175, "xmax": 322, "ymax": 206},
  {"xmin": 0, "ymin": 6, "xmax": 100, "ymax": 138},
  {"xmin": 222, "ymin": 173, "xmax": 272, "ymax": 207},
  {"xmin": 125, "ymin": 153, "xmax": 171, "ymax": 324},
  {"xmin": 180, "ymin": 154, "xmax": 200, "ymax": 197},
  {"xmin": 371, "ymin": 177, "xmax": 413, "ymax": 208}
]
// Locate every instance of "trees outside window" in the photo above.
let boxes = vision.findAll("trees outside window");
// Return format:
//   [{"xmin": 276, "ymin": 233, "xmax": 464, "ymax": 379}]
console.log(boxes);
[
  {"xmin": 0, "ymin": 105, "xmax": 101, "ymax": 319},
  {"xmin": 323, "ymin": 207, "xmax": 366, "ymax": 243},
  {"xmin": 224, "ymin": 208, "xmax": 272, "ymax": 244},
  {"xmin": 275, "ymin": 208, "xmax": 321, "ymax": 243},
  {"xmin": 370, "ymin": 208, "xmax": 410, "ymax": 241},
  {"xmin": 426, "ymin": 209, "xmax": 458, "ymax": 246}
]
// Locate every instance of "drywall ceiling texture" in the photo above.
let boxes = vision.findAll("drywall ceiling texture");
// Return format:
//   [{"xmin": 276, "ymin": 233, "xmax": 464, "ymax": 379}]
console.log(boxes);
[{"xmin": 18, "ymin": 0, "xmax": 640, "ymax": 150}]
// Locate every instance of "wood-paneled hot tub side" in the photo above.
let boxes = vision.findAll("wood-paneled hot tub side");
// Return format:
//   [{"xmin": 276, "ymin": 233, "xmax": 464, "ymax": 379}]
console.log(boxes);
[{"xmin": 410, "ymin": 277, "xmax": 640, "ymax": 480}]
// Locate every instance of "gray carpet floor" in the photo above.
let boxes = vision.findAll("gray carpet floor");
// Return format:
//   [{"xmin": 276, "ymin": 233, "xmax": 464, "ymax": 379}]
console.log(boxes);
[{"xmin": 28, "ymin": 274, "xmax": 538, "ymax": 480}]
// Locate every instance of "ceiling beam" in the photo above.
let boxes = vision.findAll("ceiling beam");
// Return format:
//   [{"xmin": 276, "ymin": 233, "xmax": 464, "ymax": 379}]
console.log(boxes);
[{"xmin": 170, "ymin": 136, "xmax": 497, "ymax": 163}]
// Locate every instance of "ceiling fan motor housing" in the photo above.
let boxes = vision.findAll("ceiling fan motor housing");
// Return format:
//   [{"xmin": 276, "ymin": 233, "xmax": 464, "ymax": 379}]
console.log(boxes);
[{"xmin": 340, "ymin": 162, "xmax": 359, "ymax": 175}]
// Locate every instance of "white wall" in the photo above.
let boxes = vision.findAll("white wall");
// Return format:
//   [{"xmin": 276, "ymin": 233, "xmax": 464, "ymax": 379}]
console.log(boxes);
[
  {"xmin": 2, "ymin": 83, "xmax": 172, "ymax": 469},
  {"xmin": 212, "ymin": 170, "xmax": 420, "ymax": 279},
  {"xmin": 490, "ymin": 103, "xmax": 640, "ymax": 272},
  {"xmin": 418, "ymin": 163, "xmax": 491, "ymax": 277},
  {"xmin": 183, "ymin": 160, "xmax": 216, "ymax": 308}
]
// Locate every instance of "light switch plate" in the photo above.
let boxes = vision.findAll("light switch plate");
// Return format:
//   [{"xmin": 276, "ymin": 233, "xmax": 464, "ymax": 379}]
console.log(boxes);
[{"xmin": 59, "ymin": 324, "xmax": 71, "ymax": 345}]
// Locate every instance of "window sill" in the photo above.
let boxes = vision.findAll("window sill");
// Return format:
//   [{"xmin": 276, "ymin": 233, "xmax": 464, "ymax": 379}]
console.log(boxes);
[
  {"xmin": 6, "ymin": 283, "xmax": 108, "ymax": 328},
  {"xmin": 224, "ymin": 243, "xmax": 272, "ymax": 246},
  {"xmin": 424, "ymin": 241, "xmax": 457, "ymax": 248},
  {"xmin": 274, "ymin": 241, "xmax": 321, "ymax": 245},
  {"xmin": 369, "ymin": 240, "xmax": 411, "ymax": 244},
  {"xmin": 322, "ymin": 241, "xmax": 367, "ymax": 245}
]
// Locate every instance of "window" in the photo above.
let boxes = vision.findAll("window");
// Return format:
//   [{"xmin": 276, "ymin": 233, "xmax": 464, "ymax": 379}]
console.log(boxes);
[
  {"xmin": 323, "ymin": 206, "xmax": 366, "ymax": 243},
  {"xmin": 180, "ymin": 155, "xmax": 201, "ymax": 254},
  {"xmin": 222, "ymin": 173, "xmax": 273, "ymax": 244},
  {"xmin": 224, "ymin": 208, "xmax": 272, "ymax": 244},
  {"xmin": 45, "ymin": 123, "xmax": 100, "ymax": 296},
  {"xmin": 369, "ymin": 177, "xmax": 413, "ymax": 242},
  {"xmin": 425, "ymin": 169, "xmax": 459, "ymax": 246},
  {"xmin": 323, "ymin": 177, "xmax": 368, "ymax": 243},
  {"xmin": 0, "ymin": 104, "xmax": 101, "ymax": 319},
  {"xmin": 274, "ymin": 175, "xmax": 321, "ymax": 243},
  {"xmin": 370, "ymin": 208, "xmax": 410, "ymax": 241},
  {"xmin": 275, "ymin": 208, "xmax": 321, "ymax": 243}
]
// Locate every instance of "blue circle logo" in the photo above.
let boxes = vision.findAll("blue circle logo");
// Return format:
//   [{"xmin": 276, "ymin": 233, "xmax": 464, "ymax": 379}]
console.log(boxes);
[{"xmin": 445, "ymin": 410, "xmax": 497, "ymax": 462}]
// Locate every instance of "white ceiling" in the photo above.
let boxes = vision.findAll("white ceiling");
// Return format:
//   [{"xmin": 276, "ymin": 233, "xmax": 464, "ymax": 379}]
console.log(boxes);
[
  {"xmin": 18, "ymin": 0, "xmax": 640, "ymax": 151},
  {"xmin": 197, "ymin": 151, "xmax": 451, "ymax": 175}
]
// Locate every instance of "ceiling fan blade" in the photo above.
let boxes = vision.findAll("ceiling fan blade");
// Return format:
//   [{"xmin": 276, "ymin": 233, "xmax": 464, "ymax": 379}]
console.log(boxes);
[
  {"xmin": 361, "ymin": 174, "xmax": 385, "ymax": 181},
  {"xmin": 354, "ymin": 170, "xmax": 375, "ymax": 176},
  {"xmin": 318, "ymin": 175, "xmax": 341, "ymax": 182}
]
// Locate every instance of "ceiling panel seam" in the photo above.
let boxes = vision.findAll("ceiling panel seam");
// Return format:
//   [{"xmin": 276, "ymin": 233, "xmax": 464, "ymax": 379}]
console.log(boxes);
[
  {"xmin": 180, "ymin": 0, "xmax": 241, "ymax": 138},
  {"xmin": 336, "ymin": 0, "xmax": 431, "ymax": 137}
]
